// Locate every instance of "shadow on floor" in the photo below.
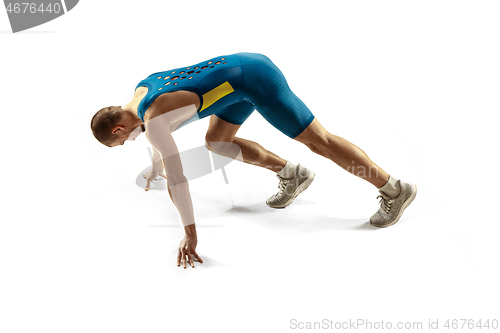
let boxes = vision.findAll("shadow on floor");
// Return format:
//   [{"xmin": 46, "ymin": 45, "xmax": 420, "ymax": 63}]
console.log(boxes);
[
  {"xmin": 221, "ymin": 203, "xmax": 376, "ymax": 233},
  {"xmin": 151, "ymin": 190, "xmax": 383, "ymax": 233},
  {"xmin": 150, "ymin": 224, "xmax": 225, "ymax": 228}
]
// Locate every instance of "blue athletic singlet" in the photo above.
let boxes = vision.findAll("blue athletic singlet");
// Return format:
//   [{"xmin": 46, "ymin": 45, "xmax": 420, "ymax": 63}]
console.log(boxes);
[{"xmin": 135, "ymin": 52, "xmax": 315, "ymax": 138}]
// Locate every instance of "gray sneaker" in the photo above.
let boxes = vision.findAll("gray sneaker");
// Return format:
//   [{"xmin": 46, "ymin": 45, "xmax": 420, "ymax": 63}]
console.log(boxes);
[
  {"xmin": 370, "ymin": 180, "xmax": 417, "ymax": 227},
  {"xmin": 266, "ymin": 164, "xmax": 315, "ymax": 209}
]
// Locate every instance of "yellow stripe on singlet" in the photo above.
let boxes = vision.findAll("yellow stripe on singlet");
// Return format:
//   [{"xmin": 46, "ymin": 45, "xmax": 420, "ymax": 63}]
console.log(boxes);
[{"xmin": 200, "ymin": 81, "xmax": 234, "ymax": 112}]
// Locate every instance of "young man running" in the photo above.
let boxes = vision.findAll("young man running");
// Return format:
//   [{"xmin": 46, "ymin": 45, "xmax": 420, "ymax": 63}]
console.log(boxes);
[{"xmin": 91, "ymin": 52, "xmax": 417, "ymax": 268}]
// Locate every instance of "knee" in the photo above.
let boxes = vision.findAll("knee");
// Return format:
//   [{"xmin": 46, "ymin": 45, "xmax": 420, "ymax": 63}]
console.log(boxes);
[
  {"xmin": 205, "ymin": 132, "xmax": 219, "ymax": 151},
  {"xmin": 304, "ymin": 133, "xmax": 333, "ymax": 154},
  {"xmin": 205, "ymin": 132, "xmax": 233, "ymax": 152},
  {"xmin": 304, "ymin": 142, "xmax": 318, "ymax": 154},
  {"xmin": 205, "ymin": 138, "xmax": 212, "ymax": 151}
]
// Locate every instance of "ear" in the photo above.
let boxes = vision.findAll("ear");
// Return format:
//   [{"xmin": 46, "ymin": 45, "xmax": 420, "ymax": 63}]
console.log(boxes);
[{"xmin": 111, "ymin": 125, "xmax": 125, "ymax": 134}]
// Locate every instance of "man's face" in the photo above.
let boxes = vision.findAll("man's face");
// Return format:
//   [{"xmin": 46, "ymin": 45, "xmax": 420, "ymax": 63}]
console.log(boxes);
[{"xmin": 111, "ymin": 124, "xmax": 144, "ymax": 147}]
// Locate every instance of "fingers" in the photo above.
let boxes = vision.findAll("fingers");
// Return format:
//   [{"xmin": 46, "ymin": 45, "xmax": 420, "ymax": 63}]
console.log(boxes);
[
  {"xmin": 186, "ymin": 249, "xmax": 195, "ymax": 268},
  {"xmin": 181, "ymin": 247, "xmax": 187, "ymax": 269},
  {"xmin": 144, "ymin": 171, "xmax": 166, "ymax": 191},
  {"xmin": 176, "ymin": 249, "xmax": 182, "ymax": 267},
  {"xmin": 176, "ymin": 248, "xmax": 201, "ymax": 268},
  {"xmin": 192, "ymin": 250, "xmax": 203, "ymax": 264}
]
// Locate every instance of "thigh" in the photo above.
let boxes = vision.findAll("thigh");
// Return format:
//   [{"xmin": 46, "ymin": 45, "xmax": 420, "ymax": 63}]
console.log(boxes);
[
  {"xmin": 206, "ymin": 115, "xmax": 248, "ymax": 162},
  {"xmin": 257, "ymin": 88, "xmax": 316, "ymax": 139},
  {"xmin": 214, "ymin": 100, "xmax": 255, "ymax": 126},
  {"xmin": 207, "ymin": 100, "xmax": 255, "ymax": 142},
  {"xmin": 206, "ymin": 114, "xmax": 241, "ymax": 143},
  {"xmin": 241, "ymin": 63, "xmax": 315, "ymax": 139}
]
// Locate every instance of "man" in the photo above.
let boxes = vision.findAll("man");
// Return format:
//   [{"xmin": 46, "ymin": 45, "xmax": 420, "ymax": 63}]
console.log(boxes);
[{"xmin": 91, "ymin": 52, "xmax": 417, "ymax": 269}]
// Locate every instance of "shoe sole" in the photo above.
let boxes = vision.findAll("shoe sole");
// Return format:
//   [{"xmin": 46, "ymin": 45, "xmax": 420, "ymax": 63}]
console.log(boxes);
[
  {"xmin": 370, "ymin": 184, "xmax": 417, "ymax": 228},
  {"xmin": 266, "ymin": 171, "xmax": 315, "ymax": 209}
]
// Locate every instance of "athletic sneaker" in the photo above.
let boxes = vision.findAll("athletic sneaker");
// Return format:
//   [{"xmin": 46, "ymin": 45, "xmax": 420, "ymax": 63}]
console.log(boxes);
[
  {"xmin": 370, "ymin": 180, "xmax": 417, "ymax": 227},
  {"xmin": 266, "ymin": 164, "xmax": 315, "ymax": 209}
]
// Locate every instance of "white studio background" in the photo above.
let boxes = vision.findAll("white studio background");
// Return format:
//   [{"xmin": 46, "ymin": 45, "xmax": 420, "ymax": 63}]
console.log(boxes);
[{"xmin": 1, "ymin": 1, "xmax": 499, "ymax": 332}]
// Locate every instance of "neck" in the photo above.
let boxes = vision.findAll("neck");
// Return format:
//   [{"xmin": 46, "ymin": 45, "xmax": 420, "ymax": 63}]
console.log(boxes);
[{"xmin": 123, "ymin": 89, "xmax": 147, "ymax": 119}]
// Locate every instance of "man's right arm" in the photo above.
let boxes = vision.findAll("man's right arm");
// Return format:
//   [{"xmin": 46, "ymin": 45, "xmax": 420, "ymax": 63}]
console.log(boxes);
[{"xmin": 144, "ymin": 101, "xmax": 202, "ymax": 268}]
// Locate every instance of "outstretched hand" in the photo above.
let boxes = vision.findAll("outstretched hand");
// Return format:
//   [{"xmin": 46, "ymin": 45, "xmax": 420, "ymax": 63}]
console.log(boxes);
[
  {"xmin": 177, "ymin": 235, "xmax": 203, "ymax": 268},
  {"xmin": 143, "ymin": 167, "xmax": 167, "ymax": 191}
]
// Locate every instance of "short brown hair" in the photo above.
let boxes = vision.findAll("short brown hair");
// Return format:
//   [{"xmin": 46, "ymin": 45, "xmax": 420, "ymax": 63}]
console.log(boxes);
[{"xmin": 91, "ymin": 106, "xmax": 123, "ymax": 147}]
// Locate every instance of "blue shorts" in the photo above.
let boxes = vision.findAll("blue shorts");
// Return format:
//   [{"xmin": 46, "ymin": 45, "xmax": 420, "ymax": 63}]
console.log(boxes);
[{"xmin": 216, "ymin": 53, "xmax": 315, "ymax": 139}]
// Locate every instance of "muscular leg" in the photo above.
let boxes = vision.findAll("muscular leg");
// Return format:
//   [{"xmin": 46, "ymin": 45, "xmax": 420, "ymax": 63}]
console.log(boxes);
[
  {"xmin": 294, "ymin": 118, "xmax": 390, "ymax": 188},
  {"xmin": 205, "ymin": 115, "xmax": 287, "ymax": 172}
]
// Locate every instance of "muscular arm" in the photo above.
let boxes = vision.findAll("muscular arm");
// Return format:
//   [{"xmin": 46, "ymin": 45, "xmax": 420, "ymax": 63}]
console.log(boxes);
[
  {"xmin": 160, "ymin": 172, "xmax": 195, "ymax": 240},
  {"xmin": 147, "ymin": 127, "xmax": 195, "ymax": 227},
  {"xmin": 144, "ymin": 99, "xmax": 202, "ymax": 268},
  {"xmin": 144, "ymin": 103, "xmax": 199, "ymax": 227}
]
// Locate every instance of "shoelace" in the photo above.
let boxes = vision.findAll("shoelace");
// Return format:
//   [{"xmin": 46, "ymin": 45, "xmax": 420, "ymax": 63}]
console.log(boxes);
[
  {"xmin": 277, "ymin": 176, "xmax": 290, "ymax": 196},
  {"xmin": 376, "ymin": 193, "xmax": 395, "ymax": 214},
  {"xmin": 271, "ymin": 175, "xmax": 293, "ymax": 203}
]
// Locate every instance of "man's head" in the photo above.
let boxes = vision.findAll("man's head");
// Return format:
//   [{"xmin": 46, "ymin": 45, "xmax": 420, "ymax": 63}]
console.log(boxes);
[{"xmin": 91, "ymin": 106, "xmax": 144, "ymax": 147}]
